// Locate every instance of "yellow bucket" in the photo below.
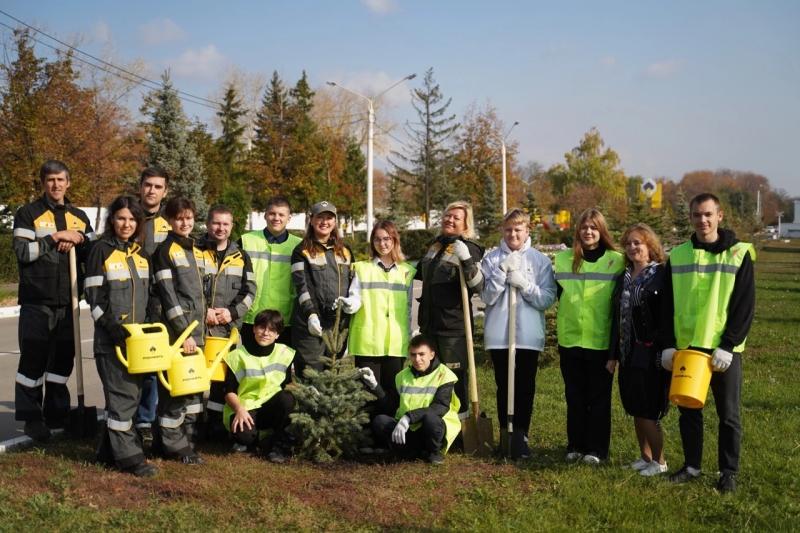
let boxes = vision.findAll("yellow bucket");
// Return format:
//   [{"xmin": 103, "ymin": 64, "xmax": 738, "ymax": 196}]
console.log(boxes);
[
  {"xmin": 669, "ymin": 349, "xmax": 713, "ymax": 408},
  {"xmin": 204, "ymin": 328, "xmax": 239, "ymax": 382}
]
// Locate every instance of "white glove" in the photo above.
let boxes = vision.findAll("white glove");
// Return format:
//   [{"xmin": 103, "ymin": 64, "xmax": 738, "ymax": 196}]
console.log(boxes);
[
  {"xmin": 451, "ymin": 240, "xmax": 472, "ymax": 262},
  {"xmin": 391, "ymin": 415, "xmax": 410, "ymax": 445},
  {"xmin": 712, "ymin": 348, "xmax": 733, "ymax": 372},
  {"xmin": 507, "ymin": 269, "xmax": 530, "ymax": 291},
  {"xmin": 307, "ymin": 314, "xmax": 323, "ymax": 337},
  {"xmin": 359, "ymin": 367, "xmax": 378, "ymax": 390},
  {"xmin": 334, "ymin": 296, "xmax": 358, "ymax": 314},
  {"xmin": 500, "ymin": 251, "xmax": 522, "ymax": 273},
  {"xmin": 660, "ymin": 348, "xmax": 676, "ymax": 371}
]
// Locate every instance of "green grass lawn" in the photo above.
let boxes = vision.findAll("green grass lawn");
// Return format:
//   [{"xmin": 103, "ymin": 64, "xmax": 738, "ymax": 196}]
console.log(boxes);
[{"xmin": 0, "ymin": 249, "xmax": 798, "ymax": 531}]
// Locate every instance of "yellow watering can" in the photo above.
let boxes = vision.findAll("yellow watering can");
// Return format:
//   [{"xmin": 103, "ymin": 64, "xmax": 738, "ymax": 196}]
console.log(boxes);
[
  {"xmin": 204, "ymin": 328, "xmax": 239, "ymax": 382},
  {"xmin": 115, "ymin": 321, "xmax": 197, "ymax": 374},
  {"xmin": 158, "ymin": 323, "xmax": 227, "ymax": 397}
]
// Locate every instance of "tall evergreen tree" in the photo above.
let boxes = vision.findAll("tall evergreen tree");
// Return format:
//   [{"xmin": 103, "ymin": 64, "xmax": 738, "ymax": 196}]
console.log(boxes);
[
  {"xmin": 141, "ymin": 72, "xmax": 207, "ymax": 216},
  {"xmin": 672, "ymin": 188, "xmax": 694, "ymax": 243},
  {"xmin": 389, "ymin": 68, "xmax": 459, "ymax": 228},
  {"xmin": 217, "ymin": 84, "xmax": 246, "ymax": 170},
  {"xmin": 476, "ymin": 174, "xmax": 500, "ymax": 237}
]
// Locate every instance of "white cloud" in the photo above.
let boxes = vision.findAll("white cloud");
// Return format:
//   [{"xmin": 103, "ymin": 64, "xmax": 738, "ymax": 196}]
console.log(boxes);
[
  {"xmin": 644, "ymin": 59, "xmax": 682, "ymax": 79},
  {"xmin": 169, "ymin": 45, "xmax": 228, "ymax": 80},
  {"xmin": 600, "ymin": 55, "xmax": 617, "ymax": 67},
  {"xmin": 92, "ymin": 20, "xmax": 112, "ymax": 44},
  {"xmin": 361, "ymin": 0, "xmax": 397, "ymax": 15},
  {"xmin": 139, "ymin": 18, "xmax": 187, "ymax": 46}
]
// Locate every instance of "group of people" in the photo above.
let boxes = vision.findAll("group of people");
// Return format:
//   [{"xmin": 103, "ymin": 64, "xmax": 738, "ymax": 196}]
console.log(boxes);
[{"xmin": 12, "ymin": 160, "xmax": 754, "ymax": 493}]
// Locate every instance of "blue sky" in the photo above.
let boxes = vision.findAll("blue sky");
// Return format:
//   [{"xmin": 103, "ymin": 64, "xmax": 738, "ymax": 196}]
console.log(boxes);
[{"xmin": 2, "ymin": 1, "xmax": 798, "ymax": 195}]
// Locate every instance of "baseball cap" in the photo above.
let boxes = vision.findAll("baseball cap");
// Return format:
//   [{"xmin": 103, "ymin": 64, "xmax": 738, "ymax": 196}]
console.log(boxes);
[{"xmin": 311, "ymin": 201, "xmax": 337, "ymax": 216}]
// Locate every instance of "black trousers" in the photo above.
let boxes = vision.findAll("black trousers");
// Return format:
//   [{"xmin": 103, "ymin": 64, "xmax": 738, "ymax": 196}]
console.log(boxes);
[
  {"xmin": 372, "ymin": 413, "xmax": 446, "ymax": 456},
  {"xmin": 559, "ymin": 346, "xmax": 613, "ymax": 459},
  {"xmin": 228, "ymin": 390, "xmax": 295, "ymax": 447},
  {"xmin": 490, "ymin": 348, "xmax": 540, "ymax": 435},
  {"xmin": 425, "ymin": 333, "xmax": 468, "ymax": 417},
  {"xmin": 15, "ymin": 304, "xmax": 75, "ymax": 424},
  {"xmin": 355, "ymin": 355, "xmax": 405, "ymax": 416},
  {"xmin": 677, "ymin": 352, "xmax": 742, "ymax": 474},
  {"xmin": 95, "ymin": 352, "xmax": 145, "ymax": 469}
]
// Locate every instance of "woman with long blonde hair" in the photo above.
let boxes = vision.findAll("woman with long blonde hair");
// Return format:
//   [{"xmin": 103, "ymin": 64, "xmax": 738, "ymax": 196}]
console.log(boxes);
[{"xmin": 553, "ymin": 208, "xmax": 624, "ymax": 464}]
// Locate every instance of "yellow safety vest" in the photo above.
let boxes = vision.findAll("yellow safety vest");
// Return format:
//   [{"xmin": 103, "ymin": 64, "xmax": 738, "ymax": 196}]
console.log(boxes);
[
  {"xmin": 670, "ymin": 241, "xmax": 755, "ymax": 352},
  {"xmin": 241, "ymin": 231, "xmax": 302, "ymax": 324},
  {"xmin": 222, "ymin": 343, "xmax": 295, "ymax": 430},
  {"xmin": 554, "ymin": 249, "xmax": 624, "ymax": 350},
  {"xmin": 348, "ymin": 261, "xmax": 416, "ymax": 357},
  {"xmin": 395, "ymin": 363, "xmax": 461, "ymax": 452}
]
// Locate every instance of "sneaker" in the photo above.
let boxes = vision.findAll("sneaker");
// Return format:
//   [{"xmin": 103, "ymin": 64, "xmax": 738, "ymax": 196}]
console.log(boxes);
[
  {"xmin": 180, "ymin": 453, "xmax": 204, "ymax": 465},
  {"xmin": 565, "ymin": 451, "xmax": 583, "ymax": 462},
  {"xmin": 426, "ymin": 452, "xmax": 445, "ymax": 465},
  {"xmin": 231, "ymin": 443, "xmax": 248, "ymax": 453},
  {"xmin": 640, "ymin": 462, "xmax": 668, "ymax": 477},
  {"xmin": 267, "ymin": 449, "xmax": 288, "ymax": 464},
  {"xmin": 126, "ymin": 462, "xmax": 158, "ymax": 478},
  {"xmin": 669, "ymin": 465, "xmax": 701, "ymax": 483},
  {"xmin": 24, "ymin": 420, "xmax": 51, "ymax": 443},
  {"xmin": 583, "ymin": 454, "xmax": 601, "ymax": 465},
  {"xmin": 716, "ymin": 472, "xmax": 736, "ymax": 493},
  {"xmin": 628, "ymin": 458, "xmax": 651, "ymax": 471}
]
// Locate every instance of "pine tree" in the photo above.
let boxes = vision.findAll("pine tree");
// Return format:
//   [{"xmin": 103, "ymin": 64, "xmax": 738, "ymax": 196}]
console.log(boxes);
[
  {"xmin": 389, "ymin": 68, "xmax": 459, "ymax": 228},
  {"xmin": 672, "ymin": 188, "xmax": 693, "ymax": 243},
  {"xmin": 141, "ymin": 72, "xmax": 207, "ymax": 216},
  {"xmin": 251, "ymin": 71, "xmax": 290, "ymax": 209},
  {"xmin": 477, "ymin": 174, "xmax": 500, "ymax": 237},
  {"xmin": 288, "ymin": 308, "xmax": 372, "ymax": 462},
  {"xmin": 215, "ymin": 85, "xmax": 249, "ymax": 236}
]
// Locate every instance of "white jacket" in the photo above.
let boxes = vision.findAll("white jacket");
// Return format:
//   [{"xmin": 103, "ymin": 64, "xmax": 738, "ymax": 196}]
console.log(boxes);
[{"xmin": 481, "ymin": 237, "xmax": 557, "ymax": 351}]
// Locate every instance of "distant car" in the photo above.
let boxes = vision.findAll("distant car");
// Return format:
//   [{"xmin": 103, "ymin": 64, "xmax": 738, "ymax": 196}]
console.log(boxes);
[{"xmin": 766, "ymin": 226, "xmax": 777, "ymax": 234}]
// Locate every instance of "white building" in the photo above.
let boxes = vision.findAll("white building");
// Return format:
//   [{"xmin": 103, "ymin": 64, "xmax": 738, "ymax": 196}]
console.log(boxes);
[{"xmin": 779, "ymin": 199, "xmax": 800, "ymax": 239}]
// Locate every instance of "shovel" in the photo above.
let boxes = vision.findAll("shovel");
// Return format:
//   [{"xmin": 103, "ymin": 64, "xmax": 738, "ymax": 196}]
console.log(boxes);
[
  {"xmin": 66, "ymin": 247, "xmax": 98, "ymax": 438},
  {"xmin": 506, "ymin": 286, "xmax": 526, "ymax": 459},
  {"xmin": 458, "ymin": 265, "xmax": 494, "ymax": 457}
]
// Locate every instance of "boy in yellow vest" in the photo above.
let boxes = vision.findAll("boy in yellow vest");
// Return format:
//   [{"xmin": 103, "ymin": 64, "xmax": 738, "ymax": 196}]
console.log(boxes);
[
  {"xmin": 660, "ymin": 193, "xmax": 755, "ymax": 493},
  {"xmin": 370, "ymin": 334, "xmax": 461, "ymax": 465},
  {"xmin": 224, "ymin": 309, "xmax": 296, "ymax": 463}
]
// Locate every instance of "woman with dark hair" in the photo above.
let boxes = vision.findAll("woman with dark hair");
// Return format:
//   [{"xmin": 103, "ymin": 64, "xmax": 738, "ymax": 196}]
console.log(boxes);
[
  {"xmin": 85, "ymin": 195, "xmax": 156, "ymax": 476},
  {"xmin": 611, "ymin": 223, "xmax": 670, "ymax": 476},
  {"xmin": 339, "ymin": 220, "xmax": 416, "ymax": 411},
  {"xmin": 290, "ymin": 201, "xmax": 353, "ymax": 378},
  {"xmin": 152, "ymin": 196, "xmax": 208, "ymax": 464},
  {"xmin": 554, "ymin": 208, "xmax": 624, "ymax": 464}
]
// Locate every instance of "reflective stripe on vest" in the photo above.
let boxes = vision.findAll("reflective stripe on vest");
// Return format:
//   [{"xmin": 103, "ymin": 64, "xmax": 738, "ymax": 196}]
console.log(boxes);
[
  {"xmin": 554, "ymin": 249, "xmax": 624, "ymax": 350},
  {"xmin": 394, "ymin": 363, "xmax": 461, "ymax": 452},
  {"xmin": 670, "ymin": 241, "xmax": 755, "ymax": 352},
  {"xmin": 241, "ymin": 231, "xmax": 302, "ymax": 324},
  {"xmin": 222, "ymin": 343, "xmax": 295, "ymax": 430},
  {"xmin": 348, "ymin": 261, "xmax": 415, "ymax": 357}
]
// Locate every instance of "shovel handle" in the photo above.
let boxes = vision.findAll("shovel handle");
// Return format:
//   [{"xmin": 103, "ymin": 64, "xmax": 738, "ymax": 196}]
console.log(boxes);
[
  {"xmin": 507, "ymin": 286, "xmax": 517, "ymax": 435},
  {"xmin": 458, "ymin": 266, "xmax": 480, "ymax": 411},
  {"xmin": 69, "ymin": 247, "xmax": 85, "ymax": 401}
]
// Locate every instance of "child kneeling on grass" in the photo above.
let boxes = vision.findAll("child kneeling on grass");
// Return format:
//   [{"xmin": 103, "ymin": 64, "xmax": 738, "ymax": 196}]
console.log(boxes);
[
  {"xmin": 371, "ymin": 334, "xmax": 461, "ymax": 464},
  {"xmin": 224, "ymin": 309, "xmax": 296, "ymax": 463}
]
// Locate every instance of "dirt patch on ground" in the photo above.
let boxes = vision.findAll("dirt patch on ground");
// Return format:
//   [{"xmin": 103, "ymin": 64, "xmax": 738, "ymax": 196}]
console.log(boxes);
[{"xmin": 0, "ymin": 442, "xmax": 524, "ymax": 528}]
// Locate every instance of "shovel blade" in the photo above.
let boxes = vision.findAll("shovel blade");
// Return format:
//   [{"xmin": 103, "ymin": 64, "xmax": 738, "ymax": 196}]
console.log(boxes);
[
  {"xmin": 66, "ymin": 405, "xmax": 98, "ymax": 439},
  {"xmin": 461, "ymin": 412, "xmax": 494, "ymax": 457}
]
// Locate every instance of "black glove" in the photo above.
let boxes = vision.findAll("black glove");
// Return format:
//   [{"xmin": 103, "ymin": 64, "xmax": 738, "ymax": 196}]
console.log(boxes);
[{"xmin": 109, "ymin": 324, "xmax": 129, "ymax": 345}]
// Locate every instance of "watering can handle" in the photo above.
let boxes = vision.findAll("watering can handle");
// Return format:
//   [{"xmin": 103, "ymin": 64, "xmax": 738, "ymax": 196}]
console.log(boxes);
[
  {"xmin": 115, "ymin": 345, "xmax": 129, "ymax": 368},
  {"xmin": 208, "ymin": 328, "xmax": 238, "ymax": 377},
  {"xmin": 157, "ymin": 369, "xmax": 171, "ymax": 391}
]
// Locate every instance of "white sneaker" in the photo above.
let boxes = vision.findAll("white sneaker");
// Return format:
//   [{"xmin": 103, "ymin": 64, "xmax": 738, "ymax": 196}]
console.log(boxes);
[
  {"xmin": 565, "ymin": 452, "xmax": 583, "ymax": 462},
  {"xmin": 640, "ymin": 462, "xmax": 668, "ymax": 477},
  {"xmin": 582, "ymin": 454, "xmax": 601, "ymax": 465},
  {"xmin": 628, "ymin": 458, "xmax": 651, "ymax": 471}
]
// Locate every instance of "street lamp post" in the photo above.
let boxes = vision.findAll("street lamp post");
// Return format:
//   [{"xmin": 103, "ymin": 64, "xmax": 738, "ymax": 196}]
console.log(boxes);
[
  {"xmin": 501, "ymin": 121, "xmax": 519, "ymax": 215},
  {"xmin": 326, "ymin": 73, "xmax": 416, "ymax": 238}
]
